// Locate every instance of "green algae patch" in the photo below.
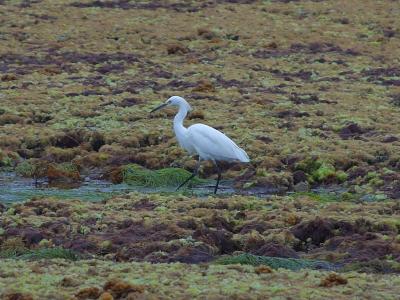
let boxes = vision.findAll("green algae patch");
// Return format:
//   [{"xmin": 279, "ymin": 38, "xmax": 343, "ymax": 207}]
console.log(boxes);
[
  {"xmin": 122, "ymin": 164, "xmax": 206, "ymax": 187},
  {"xmin": 312, "ymin": 162, "xmax": 336, "ymax": 182},
  {"xmin": 214, "ymin": 253, "xmax": 338, "ymax": 271},
  {"xmin": 296, "ymin": 159, "xmax": 348, "ymax": 183},
  {"xmin": 0, "ymin": 247, "xmax": 80, "ymax": 261},
  {"xmin": 15, "ymin": 160, "xmax": 37, "ymax": 178}
]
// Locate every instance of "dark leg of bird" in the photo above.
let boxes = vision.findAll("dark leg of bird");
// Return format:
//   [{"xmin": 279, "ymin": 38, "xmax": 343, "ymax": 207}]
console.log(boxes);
[
  {"xmin": 176, "ymin": 160, "xmax": 201, "ymax": 191},
  {"xmin": 214, "ymin": 163, "xmax": 222, "ymax": 194}
]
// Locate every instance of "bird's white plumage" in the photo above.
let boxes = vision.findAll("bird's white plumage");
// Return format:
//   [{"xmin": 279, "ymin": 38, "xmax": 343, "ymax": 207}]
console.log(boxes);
[
  {"xmin": 158, "ymin": 96, "xmax": 249, "ymax": 163},
  {"xmin": 186, "ymin": 124, "xmax": 249, "ymax": 162}
]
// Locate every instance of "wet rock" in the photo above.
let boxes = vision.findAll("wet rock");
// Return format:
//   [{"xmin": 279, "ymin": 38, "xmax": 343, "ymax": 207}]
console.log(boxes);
[
  {"xmin": 89, "ymin": 131, "xmax": 105, "ymax": 152},
  {"xmin": 0, "ymin": 202, "xmax": 6, "ymax": 213},
  {"xmin": 292, "ymin": 170, "xmax": 307, "ymax": 184},
  {"xmin": 275, "ymin": 110, "xmax": 310, "ymax": 118},
  {"xmin": 383, "ymin": 28, "xmax": 396, "ymax": 38},
  {"xmin": 256, "ymin": 135, "xmax": 273, "ymax": 144},
  {"xmin": 348, "ymin": 167, "xmax": 368, "ymax": 180},
  {"xmin": 194, "ymin": 228, "xmax": 238, "ymax": 254},
  {"xmin": 54, "ymin": 131, "xmax": 83, "ymax": 148},
  {"xmin": 292, "ymin": 217, "xmax": 334, "ymax": 245},
  {"xmin": 65, "ymin": 238, "xmax": 97, "ymax": 253},
  {"xmin": 22, "ymin": 228, "xmax": 44, "ymax": 245},
  {"xmin": 381, "ymin": 135, "xmax": 398, "ymax": 143},
  {"xmin": 339, "ymin": 122, "xmax": 364, "ymax": 139}
]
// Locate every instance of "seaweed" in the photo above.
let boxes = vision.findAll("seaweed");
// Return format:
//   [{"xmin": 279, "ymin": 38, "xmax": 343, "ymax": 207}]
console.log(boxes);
[
  {"xmin": 213, "ymin": 253, "xmax": 339, "ymax": 271},
  {"xmin": 0, "ymin": 247, "xmax": 80, "ymax": 260},
  {"xmin": 122, "ymin": 164, "xmax": 206, "ymax": 187}
]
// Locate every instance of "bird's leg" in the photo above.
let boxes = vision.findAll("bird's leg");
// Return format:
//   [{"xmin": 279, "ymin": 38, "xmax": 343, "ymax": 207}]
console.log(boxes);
[
  {"xmin": 214, "ymin": 162, "xmax": 222, "ymax": 194},
  {"xmin": 176, "ymin": 159, "xmax": 201, "ymax": 191}
]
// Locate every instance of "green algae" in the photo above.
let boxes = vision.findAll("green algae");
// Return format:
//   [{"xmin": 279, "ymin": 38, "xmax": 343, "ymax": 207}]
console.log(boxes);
[
  {"xmin": 15, "ymin": 160, "xmax": 37, "ymax": 177},
  {"xmin": 296, "ymin": 158, "xmax": 348, "ymax": 183},
  {"xmin": 0, "ymin": 247, "xmax": 80, "ymax": 261},
  {"xmin": 214, "ymin": 253, "xmax": 338, "ymax": 271},
  {"xmin": 122, "ymin": 164, "xmax": 206, "ymax": 187}
]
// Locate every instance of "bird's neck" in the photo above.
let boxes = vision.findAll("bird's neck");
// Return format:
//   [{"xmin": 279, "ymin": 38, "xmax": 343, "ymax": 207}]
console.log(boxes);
[{"xmin": 173, "ymin": 105, "xmax": 188, "ymax": 139}]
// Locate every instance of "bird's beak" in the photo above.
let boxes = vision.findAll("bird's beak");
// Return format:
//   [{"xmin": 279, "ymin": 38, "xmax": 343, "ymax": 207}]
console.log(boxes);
[{"xmin": 150, "ymin": 103, "xmax": 168, "ymax": 113}]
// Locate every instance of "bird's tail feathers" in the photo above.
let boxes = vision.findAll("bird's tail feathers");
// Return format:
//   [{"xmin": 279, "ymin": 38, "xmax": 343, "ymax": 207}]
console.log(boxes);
[{"xmin": 236, "ymin": 147, "xmax": 250, "ymax": 162}]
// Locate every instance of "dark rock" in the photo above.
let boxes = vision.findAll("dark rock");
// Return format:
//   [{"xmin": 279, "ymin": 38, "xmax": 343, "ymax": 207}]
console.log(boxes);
[
  {"xmin": 381, "ymin": 135, "xmax": 398, "ymax": 143},
  {"xmin": 193, "ymin": 228, "xmax": 238, "ymax": 254},
  {"xmin": 119, "ymin": 97, "xmax": 142, "ymax": 107},
  {"xmin": 65, "ymin": 238, "xmax": 97, "ymax": 253},
  {"xmin": 0, "ymin": 202, "xmax": 6, "ymax": 213},
  {"xmin": 256, "ymin": 135, "xmax": 273, "ymax": 143},
  {"xmin": 291, "ymin": 217, "xmax": 334, "ymax": 245},
  {"xmin": 348, "ymin": 167, "xmax": 368, "ymax": 180},
  {"xmin": 22, "ymin": 228, "xmax": 44, "ymax": 245},
  {"xmin": 339, "ymin": 123, "xmax": 364, "ymax": 139},
  {"xmin": 89, "ymin": 131, "xmax": 105, "ymax": 152},
  {"xmin": 292, "ymin": 170, "xmax": 307, "ymax": 184}
]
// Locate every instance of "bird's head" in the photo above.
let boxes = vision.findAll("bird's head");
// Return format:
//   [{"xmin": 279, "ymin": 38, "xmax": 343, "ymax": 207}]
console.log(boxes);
[{"xmin": 150, "ymin": 96, "xmax": 192, "ymax": 113}]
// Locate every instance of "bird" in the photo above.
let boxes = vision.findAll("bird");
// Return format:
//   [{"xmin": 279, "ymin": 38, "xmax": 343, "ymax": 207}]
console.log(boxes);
[{"xmin": 150, "ymin": 96, "xmax": 249, "ymax": 194}]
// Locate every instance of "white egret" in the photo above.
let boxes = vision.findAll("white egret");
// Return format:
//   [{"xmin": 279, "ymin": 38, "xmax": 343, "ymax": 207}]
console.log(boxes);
[{"xmin": 150, "ymin": 96, "xmax": 250, "ymax": 194}]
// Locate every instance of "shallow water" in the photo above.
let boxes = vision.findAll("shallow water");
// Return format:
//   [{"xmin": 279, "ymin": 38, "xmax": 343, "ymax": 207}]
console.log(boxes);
[
  {"xmin": 0, "ymin": 172, "xmax": 348, "ymax": 204},
  {"xmin": 0, "ymin": 172, "xmax": 255, "ymax": 203},
  {"xmin": 0, "ymin": 172, "xmax": 132, "ymax": 203}
]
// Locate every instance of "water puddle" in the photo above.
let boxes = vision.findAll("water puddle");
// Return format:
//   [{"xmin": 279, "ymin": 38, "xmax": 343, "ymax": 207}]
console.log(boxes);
[
  {"xmin": 0, "ymin": 172, "xmax": 349, "ymax": 204},
  {"xmin": 0, "ymin": 172, "xmax": 280, "ymax": 204}
]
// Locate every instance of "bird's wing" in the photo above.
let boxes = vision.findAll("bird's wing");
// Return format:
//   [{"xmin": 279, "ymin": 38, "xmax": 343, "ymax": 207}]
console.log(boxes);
[{"xmin": 187, "ymin": 124, "xmax": 249, "ymax": 162}]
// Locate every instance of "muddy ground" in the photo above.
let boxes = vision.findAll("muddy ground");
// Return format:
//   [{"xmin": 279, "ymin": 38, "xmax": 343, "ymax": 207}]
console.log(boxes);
[{"xmin": 0, "ymin": 0, "xmax": 400, "ymax": 299}]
